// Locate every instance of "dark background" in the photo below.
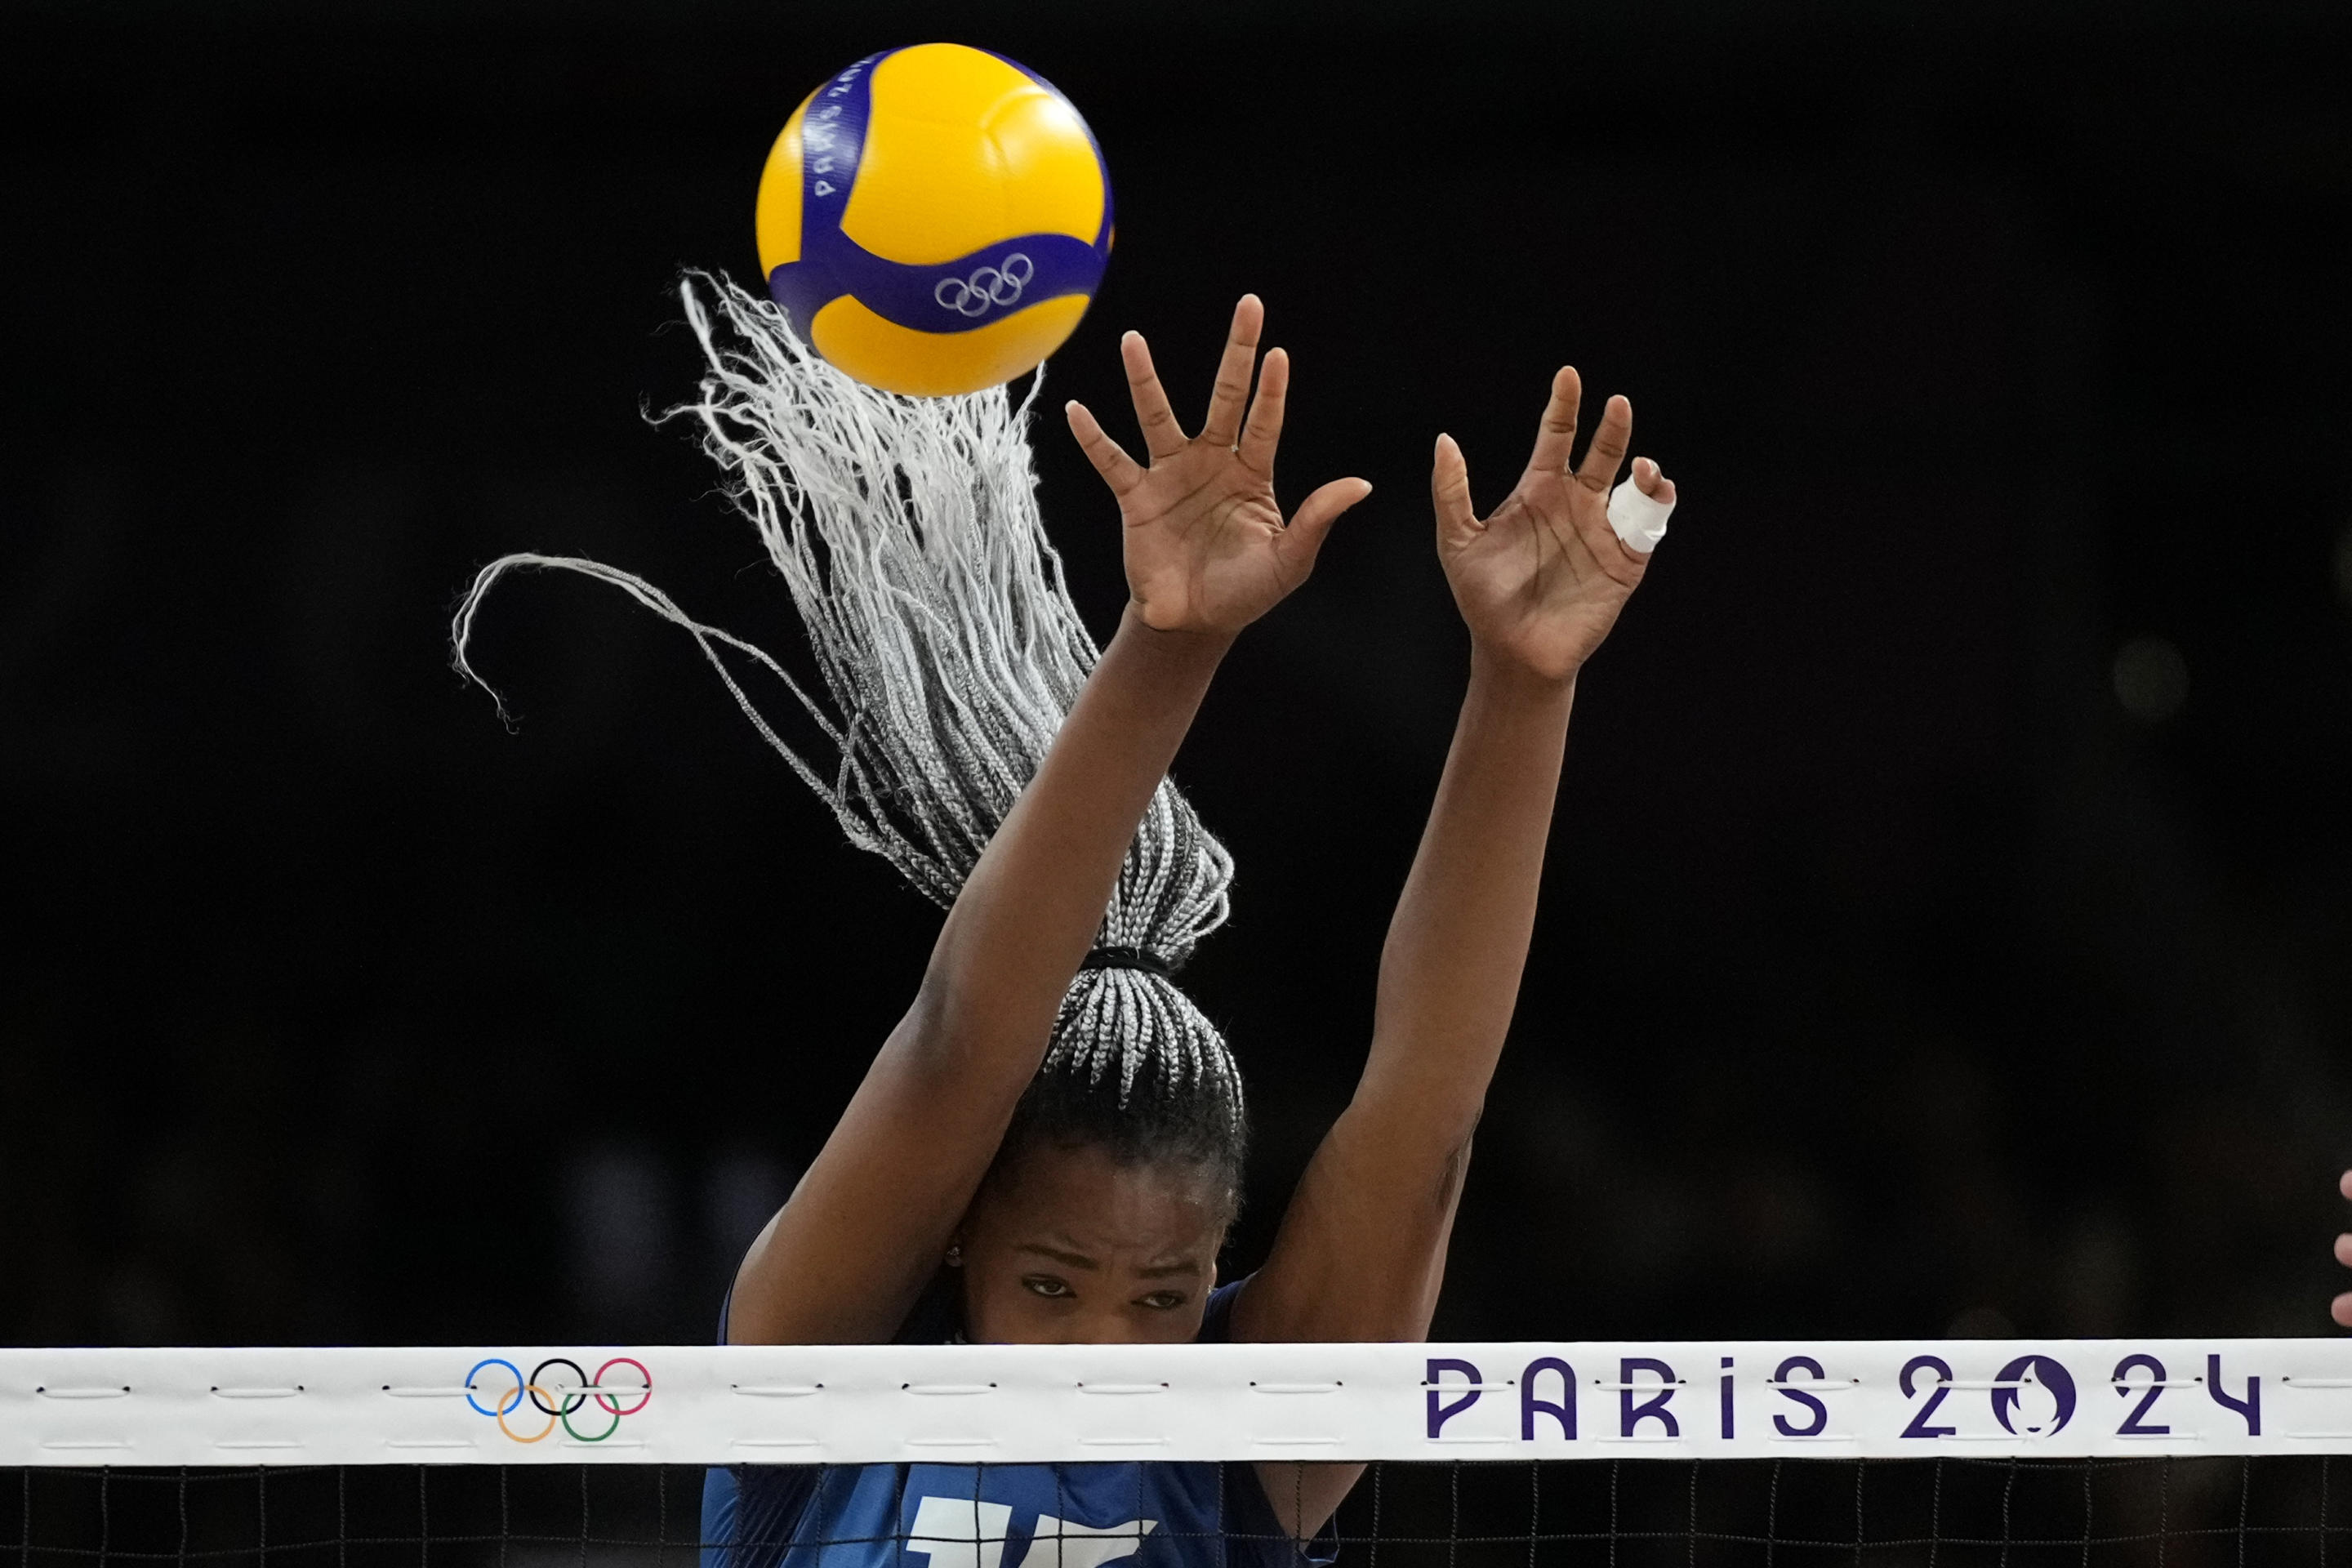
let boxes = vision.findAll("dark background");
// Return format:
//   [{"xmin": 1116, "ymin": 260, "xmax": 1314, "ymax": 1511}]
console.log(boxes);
[{"xmin": 3, "ymin": 1, "xmax": 2349, "ymax": 1352}]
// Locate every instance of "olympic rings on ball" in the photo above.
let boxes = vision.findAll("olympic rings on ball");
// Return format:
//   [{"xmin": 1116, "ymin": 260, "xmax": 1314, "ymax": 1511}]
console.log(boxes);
[
  {"xmin": 933, "ymin": 253, "xmax": 1035, "ymax": 318},
  {"xmin": 463, "ymin": 1356, "xmax": 653, "ymax": 1444}
]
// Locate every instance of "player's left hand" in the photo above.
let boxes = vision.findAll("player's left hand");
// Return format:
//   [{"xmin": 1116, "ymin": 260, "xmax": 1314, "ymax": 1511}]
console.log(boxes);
[
  {"xmin": 2332, "ymin": 1169, "xmax": 2352, "ymax": 1327},
  {"xmin": 1432, "ymin": 368, "xmax": 1673, "ymax": 683}
]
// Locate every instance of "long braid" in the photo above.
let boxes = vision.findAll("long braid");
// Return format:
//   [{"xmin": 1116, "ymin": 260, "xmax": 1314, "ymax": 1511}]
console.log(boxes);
[{"xmin": 452, "ymin": 274, "xmax": 1244, "ymax": 1144}]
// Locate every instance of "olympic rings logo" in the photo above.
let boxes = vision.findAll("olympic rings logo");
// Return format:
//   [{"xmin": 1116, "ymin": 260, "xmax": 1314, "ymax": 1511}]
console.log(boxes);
[
  {"xmin": 933, "ymin": 253, "xmax": 1034, "ymax": 317},
  {"xmin": 464, "ymin": 1356, "xmax": 652, "ymax": 1444}
]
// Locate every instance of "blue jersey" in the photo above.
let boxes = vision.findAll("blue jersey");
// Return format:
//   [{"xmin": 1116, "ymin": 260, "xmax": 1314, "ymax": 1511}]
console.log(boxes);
[{"xmin": 702, "ymin": 1281, "xmax": 1331, "ymax": 1568}]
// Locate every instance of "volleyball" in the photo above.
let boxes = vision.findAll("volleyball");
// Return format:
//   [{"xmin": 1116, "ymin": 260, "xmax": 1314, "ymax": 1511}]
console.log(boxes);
[{"xmin": 754, "ymin": 43, "xmax": 1113, "ymax": 399}]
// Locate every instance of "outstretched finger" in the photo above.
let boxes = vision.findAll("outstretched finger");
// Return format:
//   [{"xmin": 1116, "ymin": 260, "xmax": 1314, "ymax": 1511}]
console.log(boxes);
[
  {"xmin": 1524, "ymin": 366, "xmax": 1584, "ymax": 477},
  {"xmin": 1066, "ymin": 400, "xmax": 1144, "ymax": 495},
  {"xmin": 1199, "ymin": 294, "xmax": 1265, "ymax": 448},
  {"xmin": 1431, "ymin": 432, "xmax": 1480, "ymax": 548},
  {"xmin": 2336, "ymin": 1291, "xmax": 2352, "ymax": 1330},
  {"xmin": 1120, "ymin": 332, "xmax": 1187, "ymax": 461},
  {"xmin": 1237, "ymin": 347, "xmax": 1290, "ymax": 474},
  {"xmin": 1277, "ymin": 476, "xmax": 1372, "ymax": 576},
  {"xmin": 1574, "ymin": 394, "xmax": 1633, "ymax": 493}
]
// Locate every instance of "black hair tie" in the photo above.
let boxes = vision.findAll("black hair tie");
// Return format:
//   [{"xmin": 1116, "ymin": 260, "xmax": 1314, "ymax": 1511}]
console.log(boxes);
[{"xmin": 1080, "ymin": 946, "xmax": 1174, "ymax": 978}]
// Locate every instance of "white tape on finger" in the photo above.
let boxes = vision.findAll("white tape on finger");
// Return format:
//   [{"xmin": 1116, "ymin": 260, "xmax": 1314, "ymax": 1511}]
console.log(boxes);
[{"xmin": 1608, "ymin": 479, "xmax": 1673, "ymax": 554}]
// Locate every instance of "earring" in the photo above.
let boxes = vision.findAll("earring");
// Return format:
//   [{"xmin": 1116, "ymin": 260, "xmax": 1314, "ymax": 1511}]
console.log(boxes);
[{"xmin": 944, "ymin": 1244, "xmax": 963, "ymax": 1267}]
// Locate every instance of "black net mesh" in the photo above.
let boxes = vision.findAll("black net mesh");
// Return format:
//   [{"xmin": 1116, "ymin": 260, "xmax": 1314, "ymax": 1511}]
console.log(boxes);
[{"xmin": 8, "ymin": 1458, "xmax": 2350, "ymax": 1568}]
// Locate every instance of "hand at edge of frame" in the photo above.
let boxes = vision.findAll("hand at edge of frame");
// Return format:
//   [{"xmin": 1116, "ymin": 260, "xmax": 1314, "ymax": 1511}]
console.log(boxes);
[{"xmin": 2332, "ymin": 1169, "xmax": 2352, "ymax": 1328}]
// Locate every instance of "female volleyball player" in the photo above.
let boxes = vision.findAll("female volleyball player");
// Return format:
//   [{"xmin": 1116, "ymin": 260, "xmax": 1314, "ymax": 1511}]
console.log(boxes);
[
  {"xmin": 457, "ymin": 285, "xmax": 1675, "ymax": 1568},
  {"xmin": 702, "ymin": 296, "xmax": 1669, "ymax": 1566}
]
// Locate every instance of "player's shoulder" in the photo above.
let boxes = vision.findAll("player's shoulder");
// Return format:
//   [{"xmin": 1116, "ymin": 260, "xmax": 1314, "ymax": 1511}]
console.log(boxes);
[{"xmin": 1193, "ymin": 1275, "xmax": 1250, "ymax": 1344}]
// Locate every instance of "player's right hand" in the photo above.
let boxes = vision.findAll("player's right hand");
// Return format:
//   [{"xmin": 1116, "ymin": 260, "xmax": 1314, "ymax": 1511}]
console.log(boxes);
[{"xmin": 1065, "ymin": 294, "xmax": 1370, "ymax": 636}]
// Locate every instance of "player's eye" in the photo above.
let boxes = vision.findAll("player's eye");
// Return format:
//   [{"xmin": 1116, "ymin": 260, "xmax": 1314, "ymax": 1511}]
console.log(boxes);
[
  {"xmin": 1021, "ymin": 1276, "xmax": 1073, "ymax": 1298},
  {"xmin": 1137, "ymin": 1290, "xmax": 1186, "ymax": 1311}
]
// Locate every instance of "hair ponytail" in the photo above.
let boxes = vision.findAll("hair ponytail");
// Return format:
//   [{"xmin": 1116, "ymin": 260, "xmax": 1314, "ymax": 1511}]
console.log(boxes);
[{"xmin": 453, "ymin": 274, "xmax": 1246, "ymax": 1173}]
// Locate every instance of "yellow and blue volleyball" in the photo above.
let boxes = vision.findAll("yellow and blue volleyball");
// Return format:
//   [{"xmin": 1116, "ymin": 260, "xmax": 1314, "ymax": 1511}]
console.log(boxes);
[{"xmin": 755, "ymin": 43, "xmax": 1112, "ymax": 399}]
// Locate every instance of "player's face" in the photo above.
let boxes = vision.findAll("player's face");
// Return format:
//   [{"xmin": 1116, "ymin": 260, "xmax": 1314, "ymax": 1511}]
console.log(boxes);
[{"xmin": 956, "ymin": 1141, "xmax": 1227, "ymax": 1344}]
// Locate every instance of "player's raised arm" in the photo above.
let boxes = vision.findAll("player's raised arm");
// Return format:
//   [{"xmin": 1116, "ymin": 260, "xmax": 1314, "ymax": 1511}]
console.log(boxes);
[
  {"xmin": 726, "ymin": 297, "xmax": 1369, "ymax": 1348},
  {"xmin": 1237, "ymin": 372, "xmax": 1669, "ymax": 1527},
  {"xmin": 1246, "ymin": 370, "xmax": 1669, "ymax": 1343}
]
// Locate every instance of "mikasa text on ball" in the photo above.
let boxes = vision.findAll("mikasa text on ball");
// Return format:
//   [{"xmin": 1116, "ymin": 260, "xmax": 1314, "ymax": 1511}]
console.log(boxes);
[{"xmin": 755, "ymin": 43, "xmax": 1113, "ymax": 399}]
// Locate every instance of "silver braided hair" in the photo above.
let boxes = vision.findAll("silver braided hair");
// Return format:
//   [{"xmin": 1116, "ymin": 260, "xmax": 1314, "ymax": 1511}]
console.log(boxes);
[{"xmin": 452, "ymin": 274, "xmax": 1243, "ymax": 1132}]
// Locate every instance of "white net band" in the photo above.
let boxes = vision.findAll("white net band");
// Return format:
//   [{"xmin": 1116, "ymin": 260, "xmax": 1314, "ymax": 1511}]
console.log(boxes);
[{"xmin": 7, "ymin": 1339, "xmax": 2349, "ymax": 1466}]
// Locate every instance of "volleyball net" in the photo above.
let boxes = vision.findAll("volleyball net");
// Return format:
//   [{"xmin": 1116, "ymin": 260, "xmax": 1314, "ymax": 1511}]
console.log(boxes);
[{"xmin": 10, "ymin": 1339, "xmax": 2352, "ymax": 1565}]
